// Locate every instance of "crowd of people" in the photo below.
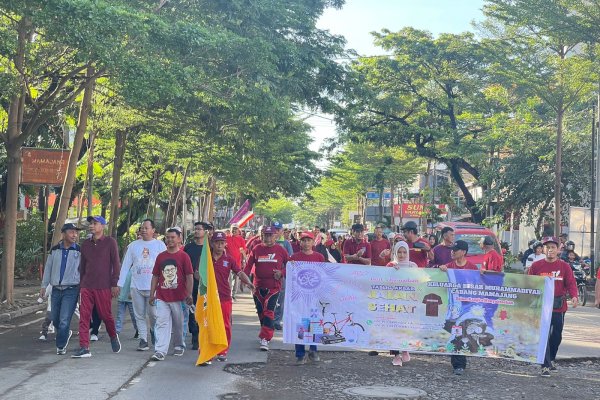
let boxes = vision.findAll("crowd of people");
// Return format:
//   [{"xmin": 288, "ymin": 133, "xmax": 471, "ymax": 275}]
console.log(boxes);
[{"xmin": 39, "ymin": 217, "xmax": 583, "ymax": 377}]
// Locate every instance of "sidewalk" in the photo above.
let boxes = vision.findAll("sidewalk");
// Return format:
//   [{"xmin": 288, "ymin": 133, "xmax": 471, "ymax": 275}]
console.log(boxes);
[{"xmin": 0, "ymin": 279, "xmax": 45, "ymax": 322}]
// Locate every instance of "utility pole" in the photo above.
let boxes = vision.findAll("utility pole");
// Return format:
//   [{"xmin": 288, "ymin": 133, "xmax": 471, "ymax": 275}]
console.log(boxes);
[{"xmin": 591, "ymin": 102, "xmax": 596, "ymax": 275}]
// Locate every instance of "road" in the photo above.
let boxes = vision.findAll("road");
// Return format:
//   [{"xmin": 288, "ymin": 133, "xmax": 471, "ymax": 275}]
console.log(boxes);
[{"xmin": 1, "ymin": 295, "xmax": 599, "ymax": 399}]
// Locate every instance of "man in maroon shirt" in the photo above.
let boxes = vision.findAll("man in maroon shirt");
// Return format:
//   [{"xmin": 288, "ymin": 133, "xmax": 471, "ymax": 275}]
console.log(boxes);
[
  {"xmin": 432, "ymin": 227, "xmax": 454, "ymax": 268},
  {"xmin": 401, "ymin": 221, "xmax": 432, "ymax": 268},
  {"xmin": 370, "ymin": 225, "xmax": 391, "ymax": 266},
  {"xmin": 343, "ymin": 224, "xmax": 371, "ymax": 265},
  {"xmin": 72, "ymin": 216, "xmax": 121, "ymax": 358},
  {"xmin": 480, "ymin": 236, "xmax": 503, "ymax": 272},
  {"xmin": 226, "ymin": 224, "xmax": 247, "ymax": 299},
  {"xmin": 439, "ymin": 240, "xmax": 477, "ymax": 375},
  {"xmin": 212, "ymin": 231, "xmax": 254, "ymax": 361},
  {"xmin": 244, "ymin": 226, "xmax": 289, "ymax": 351},
  {"xmin": 529, "ymin": 236, "xmax": 578, "ymax": 377}
]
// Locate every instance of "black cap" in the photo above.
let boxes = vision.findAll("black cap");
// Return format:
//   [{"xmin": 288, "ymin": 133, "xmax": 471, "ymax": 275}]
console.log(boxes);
[
  {"xmin": 401, "ymin": 221, "xmax": 418, "ymax": 232},
  {"xmin": 481, "ymin": 236, "xmax": 494, "ymax": 246},
  {"xmin": 61, "ymin": 223, "xmax": 81, "ymax": 232},
  {"xmin": 440, "ymin": 226, "xmax": 454, "ymax": 236},
  {"xmin": 452, "ymin": 240, "xmax": 469, "ymax": 252},
  {"xmin": 351, "ymin": 223, "xmax": 364, "ymax": 232}
]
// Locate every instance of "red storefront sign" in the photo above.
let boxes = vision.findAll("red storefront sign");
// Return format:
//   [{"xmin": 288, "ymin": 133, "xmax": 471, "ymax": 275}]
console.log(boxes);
[
  {"xmin": 21, "ymin": 148, "xmax": 69, "ymax": 185},
  {"xmin": 394, "ymin": 203, "xmax": 448, "ymax": 218}
]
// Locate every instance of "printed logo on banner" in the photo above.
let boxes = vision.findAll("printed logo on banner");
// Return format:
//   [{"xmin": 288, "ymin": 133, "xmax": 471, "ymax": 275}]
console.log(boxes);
[{"xmin": 297, "ymin": 268, "xmax": 322, "ymax": 289}]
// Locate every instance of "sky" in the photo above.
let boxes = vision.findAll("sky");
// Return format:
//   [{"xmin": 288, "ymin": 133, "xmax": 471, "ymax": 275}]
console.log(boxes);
[{"xmin": 309, "ymin": 0, "xmax": 485, "ymax": 158}]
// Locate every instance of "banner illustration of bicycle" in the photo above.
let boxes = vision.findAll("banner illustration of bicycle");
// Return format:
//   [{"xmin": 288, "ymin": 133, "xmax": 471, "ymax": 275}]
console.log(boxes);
[{"xmin": 283, "ymin": 261, "xmax": 555, "ymax": 364}]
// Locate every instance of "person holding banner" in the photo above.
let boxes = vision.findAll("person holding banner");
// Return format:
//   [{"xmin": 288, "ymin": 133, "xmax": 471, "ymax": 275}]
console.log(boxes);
[
  {"xmin": 343, "ymin": 224, "xmax": 371, "ymax": 265},
  {"xmin": 386, "ymin": 240, "xmax": 417, "ymax": 366},
  {"xmin": 480, "ymin": 236, "xmax": 503, "ymax": 272},
  {"xmin": 244, "ymin": 226, "xmax": 290, "ymax": 351},
  {"xmin": 401, "ymin": 221, "xmax": 432, "ymax": 268},
  {"xmin": 528, "ymin": 236, "xmax": 578, "ymax": 377},
  {"xmin": 290, "ymin": 232, "xmax": 326, "ymax": 364}
]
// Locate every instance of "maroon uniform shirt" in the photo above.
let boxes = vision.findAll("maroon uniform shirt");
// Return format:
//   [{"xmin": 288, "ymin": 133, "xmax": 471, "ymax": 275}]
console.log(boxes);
[
  {"xmin": 244, "ymin": 243, "xmax": 289, "ymax": 290},
  {"xmin": 343, "ymin": 239, "xmax": 372, "ymax": 265}
]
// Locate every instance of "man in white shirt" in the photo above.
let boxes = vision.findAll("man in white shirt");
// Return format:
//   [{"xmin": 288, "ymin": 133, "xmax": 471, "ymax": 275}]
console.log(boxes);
[{"xmin": 118, "ymin": 219, "xmax": 166, "ymax": 351}]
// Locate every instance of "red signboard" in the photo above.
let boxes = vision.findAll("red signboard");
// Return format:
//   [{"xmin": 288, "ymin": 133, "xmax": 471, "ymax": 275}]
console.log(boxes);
[
  {"xmin": 394, "ymin": 203, "xmax": 448, "ymax": 218},
  {"xmin": 21, "ymin": 148, "xmax": 69, "ymax": 185}
]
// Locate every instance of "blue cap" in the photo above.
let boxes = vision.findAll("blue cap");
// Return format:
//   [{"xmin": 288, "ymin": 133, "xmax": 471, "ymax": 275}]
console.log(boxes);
[
  {"xmin": 272, "ymin": 221, "xmax": 283, "ymax": 229},
  {"xmin": 87, "ymin": 215, "xmax": 107, "ymax": 225}
]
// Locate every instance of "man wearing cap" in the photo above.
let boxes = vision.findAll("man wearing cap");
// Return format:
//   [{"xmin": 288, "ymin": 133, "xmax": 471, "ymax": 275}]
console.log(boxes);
[
  {"xmin": 73, "ymin": 216, "xmax": 121, "ymax": 358},
  {"xmin": 401, "ymin": 221, "xmax": 432, "ymax": 268},
  {"xmin": 343, "ymin": 224, "xmax": 372, "ymax": 265},
  {"xmin": 431, "ymin": 227, "xmax": 455, "ymax": 268},
  {"xmin": 480, "ymin": 236, "xmax": 503, "ymax": 272},
  {"xmin": 272, "ymin": 222, "xmax": 294, "ymax": 330},
  {"xmin": 290, "ymin": 232, "xmax": 325, "ymax": 364},
  {"xmin": 149, "ymin": 227, "xmax": 194, "ymax": 361},
  {"xmin": 370, "ymin": 225, "xmax": 391, "ymax": 266},
  {"xmin": 529, "ymin": 236, "xmax": 578, "ymax": 377},
  {"xmin": 212, "ymin": 231, "xmax": 254, "ymax": 361},
  {"xmin": 440, "ymin": 240, "xmax": 478, "ymax": 375},
  {"xmin": 118, "ymin": 219, "xmax": 166, "ymax": 351},
  {"xmin": 243, "ymin": 226, "xmax": 290, "ymax": 351},
  {"xmin": 40, "ymin": 223, "xmax": 81, "ymax": 355}
]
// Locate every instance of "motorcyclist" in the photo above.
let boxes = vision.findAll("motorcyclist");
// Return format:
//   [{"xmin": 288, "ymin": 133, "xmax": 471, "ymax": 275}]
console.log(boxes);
[
  {"xmin": 560, "ymin": 241, "xmax": 578, "ymax": 262},
  {"xmin": 521, "ymin": 239, "xmax": 536, "ymax": 267}
]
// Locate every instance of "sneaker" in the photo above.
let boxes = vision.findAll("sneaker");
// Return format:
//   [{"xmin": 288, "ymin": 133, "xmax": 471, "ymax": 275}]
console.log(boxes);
[
  {"xmin": 296, "ymin": 356, "xmax": 306, "ymax": 365},
  {"xmin": 48, "ymin": 324, "xmax": 55, "ymax": 334},
  {"xmin": 57, "ymin": 347, "xmax": 67, "ymax": 355},
  {"xmin": 392, "ymin": 355, "xmax": 403, "ymax": 366},
  {"xmin": 541, "ymin": 367, "xmax": 551, "ymax": 377},
  {"xmin": 90, "ymin": 334, "xmax": 99, "ymax": 342},
  {"xmin": 151, "ymin": 351, "xmax": 165, "ymax": 361},
  {"xmin": 216, "ymin": 354, "xmax": 227, "ymax": 362},
  {"xmin": 198, "ymin": 361, "xmax": 212, "ymax": 366},
  {"xmin": 368, "ymin": 351, "xmax": 379, "ymax": 356},
  {"xmin": 453, "ymin": 368, "xmax": 464, "ymax": 376},
  {"xmin": 259, "ymin": 338, "xmax": 269, "ymax": 351},
  {"xmin": 173, "ymin": 347, "xmax": 185, "ymax": 357},
  {"xmin": 550, "ymin": 361, "xmax": 557, "ymax": 371},
  {"xmin": 401, "ymin": 351, "xmax": 411, "ymax": 363},
  {"xmin": 71, "ymin": 347, "xmax": 91, "ymax": 358},
  {"xmin": 39, "ymin": 333, "xmax": 47, "ymax": 341},
  {"xmin": 111, "ymin": 335, "xmax": 121, "ymax": 353},
  {"xmin": 137, "ymin": 339, "xmax": 149, "ymax": 351},
  {"xmin": 308, "ymin": 351, "xmax": 320, "ymax": 362},
  {"xmin": 133, "ymin": 330, "xmax": 139, "ymax": 340}
]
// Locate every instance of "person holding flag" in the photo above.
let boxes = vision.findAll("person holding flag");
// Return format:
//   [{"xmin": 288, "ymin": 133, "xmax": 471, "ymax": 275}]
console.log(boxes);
[
  {"xmin": 210, "ymin": 231, "xmax": 254, "ymax": 361},
  {"xmin": 149, "ymin": 227, "xmax": 194, "ymax": 361}
]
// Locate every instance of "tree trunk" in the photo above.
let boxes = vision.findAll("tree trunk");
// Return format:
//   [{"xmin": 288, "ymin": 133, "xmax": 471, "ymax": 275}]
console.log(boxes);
[
  {"xmin": 51, "ymin": 66, "xmax": 96, "ymax": 246},
  {"xmin": 107, "ymin": 129, "xmax": 127, "ymax": 237},
  {"xmin": 554, "ymin": 106, "xmax": 564, "ymax": 236},
  {"xmin": 446, "ymin": 160, "xmax": 484, "ymax": 223},
  {"xmin": 86, "ymin": 130, "xmax": 96, "ymax": 217},
  {"xmin": 207, "ymin": 177, "xmax": 217, "ymax": 223}
]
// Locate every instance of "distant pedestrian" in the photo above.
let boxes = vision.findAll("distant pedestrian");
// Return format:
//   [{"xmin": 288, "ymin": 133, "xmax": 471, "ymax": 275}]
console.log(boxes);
[
  {"xmin": 480, "ymin": 236, "xmax": 503, "ymax": 272},
  {"xmin": 72, "ymin": 216, "xmax": 121, "ymax": 358},
  {"xmin": 226, "ymin": 223, "xmax": 248, "ymax": 300},
  {"xmin": 149, "ymin": 227, "xmax": 194, "ymax": 361},
  {"xmin": 525, "ymin": 241, "xmax": 545, "ymax": 272},
  {"xmin": 370, "ymin": 225, "xmax": 391, "ymax": 266},
  {"xmin": 40, "ymin": 223, "xmax": 81, "ymax": 355}
]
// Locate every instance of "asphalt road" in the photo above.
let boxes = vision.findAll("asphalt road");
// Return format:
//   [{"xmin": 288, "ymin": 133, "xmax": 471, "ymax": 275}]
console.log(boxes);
[{"xmin": 0, "ymin": 295, "xmax": 599, "ymax": 400}]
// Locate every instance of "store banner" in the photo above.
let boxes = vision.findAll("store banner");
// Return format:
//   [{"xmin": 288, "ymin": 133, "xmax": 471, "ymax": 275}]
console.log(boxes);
[{"xmin": 283, "ymin": 262, "xmax": 554, "ymax": 364}]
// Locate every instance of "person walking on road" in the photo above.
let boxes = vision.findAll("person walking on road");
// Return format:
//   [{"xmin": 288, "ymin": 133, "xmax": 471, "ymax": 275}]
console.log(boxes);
[
  {"xmin": 118, "ymin": 219, "xmax": 166, "ymax": 351},
  {"xmin": 431, "ymin": 227, "xmax": 454, "ymax": 268},
  {"xmin": 149, "ymin": 227, "xmax": 194, "ymax": 361},
  {"xmin": 244, "ymin": 226, "xmax": 289, "ymax": 351},
  {"xmin": 211, "ymin": 231, "xmax": 254, "ymax": 361},
  {"xmin": 440, "ymin": 240, "xmax": 478, "ymax": 375},
  {"xmin": 529, "ymin": 236, "xmax": 578, "ymax": 377},
  {"xmin": 290, "ymin": 232, "xmax": 325, "ymax": 365},
  {"xmin": 226, "ymin": 223, "xmax": 248, "ymax": 301},
  {"xmin": 480, "ymin": 236, "xmax": 503, "ymax": 272},
  {"xmin": 370, "ymin": 225, "xmax": 391, "ymax": 266},
  {"xmin": 73, "ymin": 216, "xmax": 121, "ymax": 358},
  {"xmin": 343, "ymin": 224, "xmax": 371, "ymax": 265},
  {"xmin": 184, "ymin": 221, "xmax": 209, "ymax": 350},
  {"xmin": 401, "ymin": 221, "xmax": 432, "ymax": 268},
  {"xmin": 40, "ymin": 223, "xmax": 81, "ymax": 355}
]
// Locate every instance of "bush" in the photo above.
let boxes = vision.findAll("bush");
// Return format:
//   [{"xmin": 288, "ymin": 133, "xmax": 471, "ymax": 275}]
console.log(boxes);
[{"xmin": 15, "ymin": 216, "xmax": 45, "ymax": 279}]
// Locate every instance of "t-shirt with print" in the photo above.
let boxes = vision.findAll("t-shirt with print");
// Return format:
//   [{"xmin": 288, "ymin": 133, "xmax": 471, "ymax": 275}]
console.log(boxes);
[
  {"xmin": 152, "ymin": 249, "xmax": 193, "ymax": 302},
  {"xmin": 422, "ymin": 293, "xmax": 443, "ymax": 317},
  {"xmin": 244, "ymin": 243, "xmax": 289, "ymax": 290},
  {"xmin": 407, "ymin": 238, "xmax": 431, "ymax": 268},
  {"xmin": 290, "ymin": 251, "xmax": 325, "ymax": 263},
  {"xmin": 213, "ymin": 252, "xmax": 241, "ymax": 302},
  {"xmin": 119, "ymin": 239, "xmax": 167, "ymax": 291},
  {"xmin": 342, "ymin": 239, "xmax": 372, "ymax": 265},
  {"xmin": 370, "ymin": 238, "xmax": 391, "ymax": 266}
]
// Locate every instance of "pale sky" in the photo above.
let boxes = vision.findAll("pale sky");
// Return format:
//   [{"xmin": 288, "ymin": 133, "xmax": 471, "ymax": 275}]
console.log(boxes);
[{"xmin": 309, "ymin": 0, "xmax": 485, "ymax": 159}]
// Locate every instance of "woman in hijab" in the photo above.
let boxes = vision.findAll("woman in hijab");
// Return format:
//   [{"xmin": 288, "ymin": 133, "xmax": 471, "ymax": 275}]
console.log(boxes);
[{"xmin": 386, "ymin": 240, "xmax": 416, "ymax": 366}]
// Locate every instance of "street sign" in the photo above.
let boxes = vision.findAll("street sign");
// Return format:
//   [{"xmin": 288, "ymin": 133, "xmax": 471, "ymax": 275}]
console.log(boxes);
[
  {"xmin": 394, "ymin": 203, "xmax": 448, "ymax": 218},
  {"xmin": 366, "ymin": 192, "xmax": 379, "ymax": 199},
  {"xmin": 21, "ymin": 148, "xmax": 69, "ymax": 186}
]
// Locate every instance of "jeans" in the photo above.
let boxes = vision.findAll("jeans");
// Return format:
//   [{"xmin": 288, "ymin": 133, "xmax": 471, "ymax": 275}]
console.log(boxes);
[
  {"xmin": 295, "ymin": 344, "xmax": 317, "ymax": 358},
  {"xmin": 544, "ymin": 312, "xmax": 565, "ymax": 368},
  {"xmin": 50, "ymin": 286, "xmax": 79, "ymax": 349},
  {"xmin": 116, "ymin": 301, "xmax": 138, "ymax": 334},
  {"xmin": 154, "ymin": 300, "xmax": 185, "ymax": 354}
]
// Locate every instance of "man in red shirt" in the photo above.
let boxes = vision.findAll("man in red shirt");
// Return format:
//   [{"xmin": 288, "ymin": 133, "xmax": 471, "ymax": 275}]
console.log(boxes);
[
  {"xmin": 480, "ymin": 236, "xmax": 503, "ymax": 272},
  {"xmin": 529, "ymin": 236, "xmax": 578, "ymax": 377},
  {"xmin": 226, "ymin": 223, "xmax": 247, "ymax": 299},
  {"xmin": 212, "ymin": 231, "xmax": 254, "ymax": 361},
  {"xmin": 149, "ymin": 227, "xmax": 194, "ymax": 361},
  {"xmin": 400, "ymin": 221, "xmax": 432, "ymax": 268},
  {"xmin": 439, "ymin": 240, "xmax": 477, "ymax": 375},
  {"xmin": 72, "ymin": 216, "xmax": 121, "ymax": 358},
  {"xmin": 343, "ymin": 224, "xmax": 371, "ymax": 265},
  {"xmin": 244, "ymin": 226, "xmax": 289, "ymax": 351},
  {"xmin": 370, "ymin": 225, "xmax": 391, "ymax": 266}
]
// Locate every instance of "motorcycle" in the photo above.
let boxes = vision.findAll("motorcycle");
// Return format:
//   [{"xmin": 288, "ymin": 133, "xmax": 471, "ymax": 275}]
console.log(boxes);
[{"xmin": 569, "ymin": 261, "xmax": 591, "ymax": 306}]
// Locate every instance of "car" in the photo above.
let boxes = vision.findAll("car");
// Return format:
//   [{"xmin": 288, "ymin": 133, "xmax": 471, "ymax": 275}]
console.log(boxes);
[
  {"xmin": 434, "ymin": 222, "xmax": 503, "ymax": 269},
  {"xmin": 328, "ymin": 228, "xmax": 349, "ymax": 239}
]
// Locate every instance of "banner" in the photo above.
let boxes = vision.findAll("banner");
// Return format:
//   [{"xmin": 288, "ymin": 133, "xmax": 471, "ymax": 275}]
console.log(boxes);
[{"xmin": 284, "ymin": 262, "xmax": 555, "ymax": 364}]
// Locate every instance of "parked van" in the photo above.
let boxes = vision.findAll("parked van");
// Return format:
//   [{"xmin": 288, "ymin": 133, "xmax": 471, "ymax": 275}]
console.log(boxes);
[{"xmin": 434, "ymin": 222, "xmax": 503, "ymax": 269}]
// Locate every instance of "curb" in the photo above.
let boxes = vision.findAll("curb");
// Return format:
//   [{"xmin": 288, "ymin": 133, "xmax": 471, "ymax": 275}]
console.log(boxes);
[{"xmin": 0, "ymin": 303, "xmax": 46, "ymax": 323}]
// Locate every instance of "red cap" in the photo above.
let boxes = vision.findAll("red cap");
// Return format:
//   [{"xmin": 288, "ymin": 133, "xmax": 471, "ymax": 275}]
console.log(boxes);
[{"xmin": 300, "ymin": 232, "xmax": 314, "ymax": 240}]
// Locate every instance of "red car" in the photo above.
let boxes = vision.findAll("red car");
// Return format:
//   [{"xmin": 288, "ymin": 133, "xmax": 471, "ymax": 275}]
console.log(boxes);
[{"xmin": 434, "ymin": 222, "xmax": 504, "ymax": 269}]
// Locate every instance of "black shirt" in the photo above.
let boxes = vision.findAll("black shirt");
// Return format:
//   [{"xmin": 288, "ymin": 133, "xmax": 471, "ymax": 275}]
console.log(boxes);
[{"xmin": 183, "ymin": 242, "xmax": 203, "ymax": 275}]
